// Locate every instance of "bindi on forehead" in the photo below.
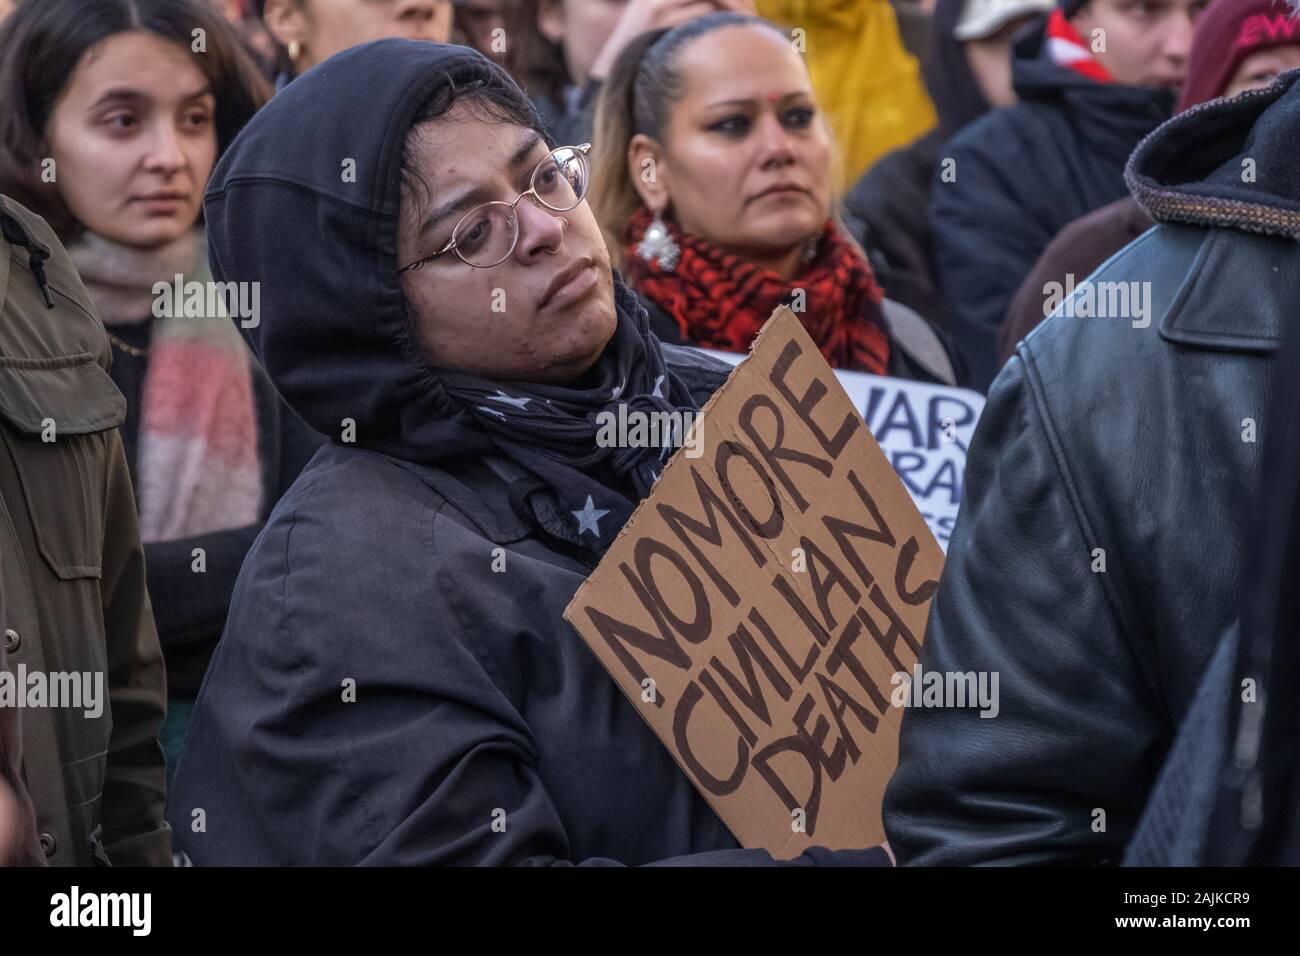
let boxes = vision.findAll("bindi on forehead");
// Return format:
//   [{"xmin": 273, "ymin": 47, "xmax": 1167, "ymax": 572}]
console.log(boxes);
[{"xmin": 698, "ymin": 87, "xmax": 814, "ymax": 114}]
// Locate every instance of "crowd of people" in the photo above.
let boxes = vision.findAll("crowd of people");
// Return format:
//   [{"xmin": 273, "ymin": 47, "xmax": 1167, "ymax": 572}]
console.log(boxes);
[{"xmin": 0, "ymin": 0, "xmax": 1297, "ymax": 867}]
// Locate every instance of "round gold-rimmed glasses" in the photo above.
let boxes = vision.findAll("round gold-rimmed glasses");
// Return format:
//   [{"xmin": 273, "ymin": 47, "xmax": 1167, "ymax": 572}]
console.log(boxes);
[{"xmin": 399, "ymin": 143, "xmax": 591, "ymax": 272}]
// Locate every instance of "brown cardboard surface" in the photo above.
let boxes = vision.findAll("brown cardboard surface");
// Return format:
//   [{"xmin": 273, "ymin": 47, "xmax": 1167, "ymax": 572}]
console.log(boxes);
[{"xmin": 563, "ymin": 306, "xmax": 944, "ymax": 858}]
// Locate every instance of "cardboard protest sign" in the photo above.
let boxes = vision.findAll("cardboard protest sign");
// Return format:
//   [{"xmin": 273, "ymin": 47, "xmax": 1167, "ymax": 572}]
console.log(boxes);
[
  {"xmin": 564, "ymin": 307, "xmax": 944, "ymax": 858},
  {"xmin": 701, "ymin": 351, "xmax": 985, "ymax": 551}
]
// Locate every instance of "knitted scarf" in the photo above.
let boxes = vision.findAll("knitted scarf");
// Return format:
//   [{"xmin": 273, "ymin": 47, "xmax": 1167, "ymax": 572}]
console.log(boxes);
[
  {"xmin": 622, "ymin": 206, "xmax": 891, "ymax": 375},
  {"xmin": 1047, "ymin": 8, "xmax": 1115, "ymax": 83},
  {"xmin": 69, "ymin": 230, "xmax": 262, "ymax": 543}
]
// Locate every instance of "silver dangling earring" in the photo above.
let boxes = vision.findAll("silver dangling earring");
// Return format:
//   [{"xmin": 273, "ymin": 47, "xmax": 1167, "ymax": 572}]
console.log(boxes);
[{"xmin": 636, "ymin": 210, "xmax": 680, "ymax": 272}]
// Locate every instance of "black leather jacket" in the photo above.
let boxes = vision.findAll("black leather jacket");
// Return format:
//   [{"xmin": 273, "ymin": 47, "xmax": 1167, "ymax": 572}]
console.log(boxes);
[{"xmin": 884, "ymin": 71, "xmax": 1300, "ymax": 864}]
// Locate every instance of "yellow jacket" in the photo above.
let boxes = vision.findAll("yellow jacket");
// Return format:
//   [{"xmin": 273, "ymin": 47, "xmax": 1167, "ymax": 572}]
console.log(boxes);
[{"xmin": 757, "ymin": 0, "xmax": 936, "ymax": 185}]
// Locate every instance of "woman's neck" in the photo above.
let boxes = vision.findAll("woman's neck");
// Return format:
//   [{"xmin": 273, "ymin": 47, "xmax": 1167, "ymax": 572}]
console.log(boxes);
[
  {"xmin": 738, "ymin": 243, "xmax": 805, "ymax": 282},
  {"xmin": 67, "ymin": 228, "xmax": 203, "ymax": 326}
]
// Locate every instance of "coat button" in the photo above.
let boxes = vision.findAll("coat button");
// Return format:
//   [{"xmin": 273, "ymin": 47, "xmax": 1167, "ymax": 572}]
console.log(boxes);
[
  {"xmin": 3, "ymin": 628, "xmax": 18, "ymax": 653},
  {"xmin": 39, "ymin": 832, "xmax": 56, "ymax": 857}
]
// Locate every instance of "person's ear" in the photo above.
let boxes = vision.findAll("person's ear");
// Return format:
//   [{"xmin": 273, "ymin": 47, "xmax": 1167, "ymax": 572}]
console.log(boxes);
[
  {"xmin": 537, "ymin": 0, "xmax": 565, "ymax": 44},
  {"xmin": 262, "ymin": 0, "xmax": 309, "ymax": 53},
  {"xmin": 628, "ymin": 134, "xmax": 670, "ymax": 213}
]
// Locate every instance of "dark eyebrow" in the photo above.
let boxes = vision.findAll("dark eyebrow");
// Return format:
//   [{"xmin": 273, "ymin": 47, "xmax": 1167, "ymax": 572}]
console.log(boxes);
[
  {"xmin": 705, "ymin": 93, "xmax": 811, "ymax": 110},
  {"xmin": 88, "ymin": 84, "xmax": 214, "ymax": 111},
  {"xmin": 418, "ymin": 130, "xmax": 545, "ymax": 238},
  {"xmin": 88, "ymin": 87, "xmax": 147, "ymax": 110}
]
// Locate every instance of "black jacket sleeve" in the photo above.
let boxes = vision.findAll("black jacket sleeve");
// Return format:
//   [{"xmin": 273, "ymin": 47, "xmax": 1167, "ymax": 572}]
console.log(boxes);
[
  {"xmin": 883, "ymin": 352, "xmax": 1170, "ymax": 865},
  {"xmin": 930, "ymin": 129, "xmax": 1056, "ymax": 391}
]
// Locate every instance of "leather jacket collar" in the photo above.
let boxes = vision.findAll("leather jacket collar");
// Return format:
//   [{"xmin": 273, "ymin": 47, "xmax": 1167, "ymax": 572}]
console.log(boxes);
[{"xmin": 1155, "ymin": 226, "xmax": 1288, "ymax": 354}]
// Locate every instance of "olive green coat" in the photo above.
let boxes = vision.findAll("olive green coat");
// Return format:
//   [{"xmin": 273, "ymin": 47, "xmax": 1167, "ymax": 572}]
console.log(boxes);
[{"xmin": 0, "ymin": 196, "xmax": 171, "ymax": 865}]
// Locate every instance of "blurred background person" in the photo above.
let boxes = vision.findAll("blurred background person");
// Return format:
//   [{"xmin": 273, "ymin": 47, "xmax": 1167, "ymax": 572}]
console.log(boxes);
[
  {"xmin": 591, "ymin": 13, "xmax": 964, "ymax": 384},
  {"xmin": 844, "ymin": 0, "xmax": 1053, "ymax": 331},
  {"xmin": 1174, "ymin": 0, "xmax": 1300, "ymax": 97},
  {"xmin": 210, "ymin": 0, "xmax": 282, "ymax": 77},
  {"xmin": 506, "ymin": 1, "xmax": 756, "ymax": 156},
  {"xmin": 931, "ymin": 0, "xmax": 1207, "ymax": 390},
  {"xmin": 756, "ymin": 0, "xmax": 936, "ymax": 185},
  {"xmin": 891, "ymin": 0, "xmax": 937, "ymax": 62},
  {"xmin": 0, "ymin": 0, "xmax": 322, "ymax": 781},
  {"xmin": 452, "ymin": 0, "xmax": 508, "ymax": 63},
  {"xmin": 999, "ymin": 0, "xmax": 1300, "ymax": 364},
  {"xmin": 256, "ymin": 0, "xmax": 454, "ymax": 87}
]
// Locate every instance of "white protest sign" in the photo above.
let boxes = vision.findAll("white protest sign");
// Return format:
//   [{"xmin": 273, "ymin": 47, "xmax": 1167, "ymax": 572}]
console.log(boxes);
[{"xmin": 699, "ymin": 350, "xmax": 984, "ymax": 551}]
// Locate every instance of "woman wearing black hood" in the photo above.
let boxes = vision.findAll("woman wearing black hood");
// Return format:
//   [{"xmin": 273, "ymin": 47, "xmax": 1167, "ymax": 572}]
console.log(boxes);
[{"xmin": 167, "ymin": 38, "xmax": 889, "ymax": 866}]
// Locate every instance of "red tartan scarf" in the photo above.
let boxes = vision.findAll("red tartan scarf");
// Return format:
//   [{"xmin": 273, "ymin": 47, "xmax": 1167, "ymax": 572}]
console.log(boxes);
[
  {"xmin": 622, "ymin": 205, "xmax": 890, "ymax": 375},
  {"xmin": 1046, "ymin": 8, "xmax": 1115, "ymax": 83}
]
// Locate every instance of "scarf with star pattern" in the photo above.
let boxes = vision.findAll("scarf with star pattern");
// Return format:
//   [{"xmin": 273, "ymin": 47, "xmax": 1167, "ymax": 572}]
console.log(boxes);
[{"xmin": 434, "ymin": 272, "xmax": 725, "ymax": 563}]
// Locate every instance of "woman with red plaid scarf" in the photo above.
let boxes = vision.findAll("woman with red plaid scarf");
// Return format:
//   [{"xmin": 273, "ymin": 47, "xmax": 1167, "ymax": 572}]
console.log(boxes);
[{"xmin": 590, "ymin": 12, "xmax": 966, "ymax": 387}]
